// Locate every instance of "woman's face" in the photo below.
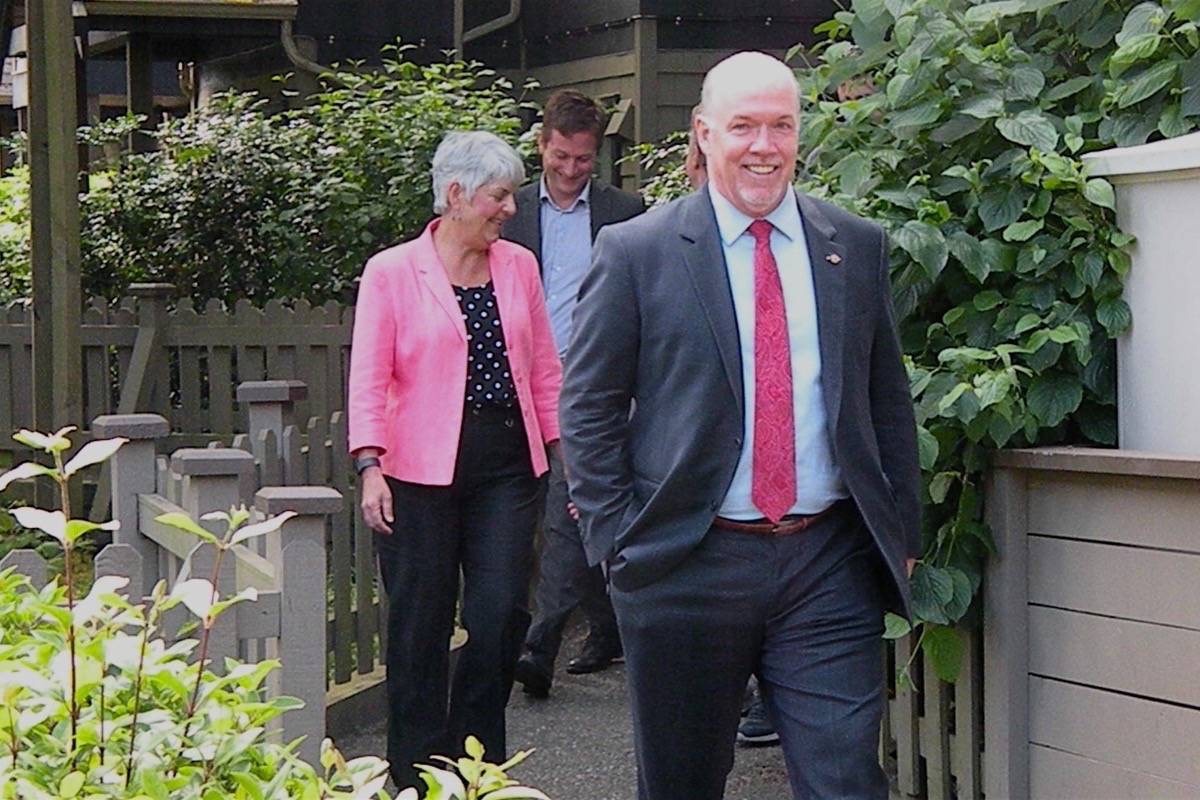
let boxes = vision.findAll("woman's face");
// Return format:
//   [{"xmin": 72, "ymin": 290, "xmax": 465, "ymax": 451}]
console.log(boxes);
[{"xmin": 451, "ymin": 180, "xmax": 518, "ymax": 246}]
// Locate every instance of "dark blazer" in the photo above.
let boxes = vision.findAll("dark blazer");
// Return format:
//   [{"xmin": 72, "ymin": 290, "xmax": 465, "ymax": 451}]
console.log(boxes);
[
  {"xmin": 560, "ymin": 188, "xmax": 921, "ymax": 613},
  {"xmin": 501, "ymin": 179, "xmax": 646, "ymax": 263}
]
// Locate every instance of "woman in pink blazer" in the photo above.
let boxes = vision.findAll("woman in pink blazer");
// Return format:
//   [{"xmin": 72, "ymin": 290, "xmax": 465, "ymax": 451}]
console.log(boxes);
[{"xmin": 348, "ymin": 131, "xmax": 562, "ymax": 789}]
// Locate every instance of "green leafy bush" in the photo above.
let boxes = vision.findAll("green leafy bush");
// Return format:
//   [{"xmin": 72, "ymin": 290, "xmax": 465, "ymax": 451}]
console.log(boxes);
[
  {"xmin": 1, "ymin": 429, "xmax": 552, "ymax": 799},
  {"xmin": 796, "ymin": 0, "xmax": 1197, "ymax": 680},
  {"xmin": 0, "ymin": 428, "xmax": 392, "ymax": 798},
  {"xmin": 0, "ymin": 166, "xmax": 30, "ymax": 305},
  {"xmin": 80, "ymin": 46, "xmax": 531, "ymax": 306},
  {"xmin": 634, "ymin": 0, "xmax": 1199, "ymax": 681}
]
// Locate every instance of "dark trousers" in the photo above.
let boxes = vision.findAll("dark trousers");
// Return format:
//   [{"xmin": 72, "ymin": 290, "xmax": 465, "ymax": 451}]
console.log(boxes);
[
  {"xmin": 524, "ymin": 450, "xmax": 620, "ymax": 669},
  {"xmin": 611, "ymin": 503, "xmax": 889, "ymax": 800},
  {"xmin": 375, "ymin": 405, "xmax": 541, "ymax": 789}
]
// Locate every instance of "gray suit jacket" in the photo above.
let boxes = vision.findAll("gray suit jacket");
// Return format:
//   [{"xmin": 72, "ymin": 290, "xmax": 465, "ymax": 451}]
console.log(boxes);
[
  {"xmin": 501, "ymin": 180, "xmax": 646, "ymax": 265},
  {"xmin": 560, "ymin": 188, "xmax": 920, "ymax": 613}
]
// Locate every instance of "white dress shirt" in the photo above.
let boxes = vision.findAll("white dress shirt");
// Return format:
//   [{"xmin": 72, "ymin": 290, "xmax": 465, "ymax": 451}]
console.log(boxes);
[{"xmin": 708, "ymin": 185, "xmax": 848, "ymax": 519}]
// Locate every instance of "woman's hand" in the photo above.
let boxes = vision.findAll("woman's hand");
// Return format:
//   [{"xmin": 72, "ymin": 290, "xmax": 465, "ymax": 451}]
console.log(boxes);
[{"xmin": 360, "ymin": 468, "xmax": 394, "ymax": 534}]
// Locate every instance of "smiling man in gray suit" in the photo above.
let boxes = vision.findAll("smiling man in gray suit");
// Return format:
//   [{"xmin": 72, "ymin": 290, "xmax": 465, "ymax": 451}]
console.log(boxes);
[{"xmin": 560, "ymin": 52, "xmax": 920, "ymax": 800}]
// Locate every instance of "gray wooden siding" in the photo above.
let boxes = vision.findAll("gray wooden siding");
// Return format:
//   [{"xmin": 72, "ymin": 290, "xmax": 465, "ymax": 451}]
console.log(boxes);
[{"xmin": 986, "ymin": 448, "xmax": 1200, "ymax": 799}]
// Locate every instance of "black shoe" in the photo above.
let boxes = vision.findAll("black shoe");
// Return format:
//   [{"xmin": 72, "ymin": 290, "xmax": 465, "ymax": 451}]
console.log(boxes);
[
  {"xmin": 736, "ymin": 693, "xmax": 780, "ymax": 747},
  {"xmin": 565, "ymin": 637, "xmax": 624, "ymax": 675},
  {"xmin": 514, "ymin": 654, "xmax": 551, "ymax": 699}
]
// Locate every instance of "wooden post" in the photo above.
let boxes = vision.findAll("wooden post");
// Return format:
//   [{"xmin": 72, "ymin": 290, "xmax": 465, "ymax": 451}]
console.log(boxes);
[
  {"xmin": 172, "ymin": 447, "xmax": 256, "ymax": 673},
  {"xmin": 94, "ymin": 412, "xmax": 169, "ymax": 597},
  {"xmin": 983, "ymin": 466, "xmax": 1030, "ymax": 800},
  {"xmin": 0, "ymin": 549, "xmax": 49, "ymax": 588},
  {"xmin": 117, "ymin": 283, "xmax": 175, "ymax": 418},
  {"xmin": 126, "ymin": 33, "xmax": 155, "ymax": 153},
  {"xmin": 631, "ymin": 15, "xmax": 659, "ymax": 186},
  {"xmin": 256, "ymin": 485, "xmax": 340, "ymax": 767},
  {"xmin": 238, "ymin": 380, "xmax": 308, "ymax": 443},
  {"xmin": 27, "ymin": 0, "xmax": 82, "ymax": 435}
]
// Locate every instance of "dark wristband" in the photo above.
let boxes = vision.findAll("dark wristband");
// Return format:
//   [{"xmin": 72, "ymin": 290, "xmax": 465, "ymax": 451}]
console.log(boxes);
[{"xmin": 353, "ymin": 456, "xmax": 381, "ymax": 475}]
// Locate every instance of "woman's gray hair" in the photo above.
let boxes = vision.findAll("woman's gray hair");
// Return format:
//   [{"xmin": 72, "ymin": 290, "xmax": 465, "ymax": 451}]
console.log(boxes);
[{"xmin": 431, "ymin": 131, "xmax": 525, "ymax": 214}]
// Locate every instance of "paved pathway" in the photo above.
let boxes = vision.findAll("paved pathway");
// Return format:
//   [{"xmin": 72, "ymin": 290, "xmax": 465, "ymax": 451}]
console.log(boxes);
[{"xmin": 335, "ymin": 626, "xmax": 794, "ymax": 799}]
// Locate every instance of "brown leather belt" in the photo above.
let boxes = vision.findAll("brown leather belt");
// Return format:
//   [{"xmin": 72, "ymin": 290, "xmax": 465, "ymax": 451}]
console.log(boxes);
[{"xmin": 712, "ymin": 499, "xmax": 847, "ymax": 536}]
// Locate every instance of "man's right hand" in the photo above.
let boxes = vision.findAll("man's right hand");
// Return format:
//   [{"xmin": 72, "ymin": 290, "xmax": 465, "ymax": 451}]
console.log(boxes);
[{"xmin": 360, "ymin": 468, "xmax": 394, "ymax": 533}]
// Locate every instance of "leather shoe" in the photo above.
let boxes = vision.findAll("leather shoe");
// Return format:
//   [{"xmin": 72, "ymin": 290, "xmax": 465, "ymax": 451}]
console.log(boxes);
[
  {"xmin": 514, "ymin": 654, "xmax": 551, "ymax": 699},
  {"xmin": 565, "ymin": 638, "xmax": 623, "ymax": 675}
]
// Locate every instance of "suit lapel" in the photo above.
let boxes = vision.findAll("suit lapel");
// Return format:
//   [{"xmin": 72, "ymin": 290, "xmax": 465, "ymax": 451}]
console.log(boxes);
[
  {"xmin": 797, "ymin": 191, "xmax": 847, "ymax": 432},
  {"xmin": 414, "ymin": 221, "xmax": 468, "ymax": 342},
  {"xmin": 516, "ymin": 184, "xmax": 542, "ymax": 266},
  {"xmin": 589, "ymin": 183, "xmax": 608, "ymax": 240},
  {"xmin": 679, "ymin": 192, "xmax": 744, "ymax": 417}
]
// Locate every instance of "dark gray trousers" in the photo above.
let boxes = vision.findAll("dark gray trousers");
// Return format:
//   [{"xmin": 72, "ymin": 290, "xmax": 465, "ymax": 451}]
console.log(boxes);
[
  {"xmin": 376, "ymin": 406, "xmax": 540, "ymax": 789},
  {"xmin": 611, "ymin": 503, "xmax": 889, "ymax": 800},
  {"xmin": 524, "ymin": 450, "xmax": 620, "ymax": 668}
]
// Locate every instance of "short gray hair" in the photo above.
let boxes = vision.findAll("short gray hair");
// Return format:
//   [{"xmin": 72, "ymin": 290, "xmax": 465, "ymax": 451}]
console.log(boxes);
[{"xmin": 431, "ymin": 131, "xmax": 525, "ymax": 214}]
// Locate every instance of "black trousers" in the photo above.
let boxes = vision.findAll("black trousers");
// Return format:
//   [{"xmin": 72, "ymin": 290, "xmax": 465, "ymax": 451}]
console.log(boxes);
[
  {"xmin": 375, "ymin": 405, "xmax": 541, "ymax": 789},
  {"xmin": 524, "ymin": 450, "xmax": 620, "ymax": 670},
  {"xmin": 612, "ymin": 503, "xmax": 889, "ymax": 800}
]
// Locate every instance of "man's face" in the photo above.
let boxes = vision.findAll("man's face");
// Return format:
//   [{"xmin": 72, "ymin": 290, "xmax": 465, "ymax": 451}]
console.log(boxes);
[
  {"xmin": 538, "ymin": 129, "xmax": 599, "ymax": 204},
  {"xmin": 698, "ymin": 84, "xmax": 799, "ymax": 218}
]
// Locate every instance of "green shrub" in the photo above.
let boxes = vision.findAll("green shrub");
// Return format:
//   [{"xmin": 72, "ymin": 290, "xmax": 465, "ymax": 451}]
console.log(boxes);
[
  {"xmin": 633, "ymin": 0, "xmax": 1199, "ymax": 681},
  {"xmin": 0, "ymin": 166, "xmax": 30, "ymax": 306},
  {"xmin": 0, "ymin": 429, "xmax": 392, "ymax": 798},
  {"xmin": 80, "ymin": 46, "xmax": 532, "ymax": 306}
]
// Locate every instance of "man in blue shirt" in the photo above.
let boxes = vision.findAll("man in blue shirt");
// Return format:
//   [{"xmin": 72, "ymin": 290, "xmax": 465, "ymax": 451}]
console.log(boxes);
[{"xmin": 502, "ymin": 89, "xmax": 645, "ymax": 699}]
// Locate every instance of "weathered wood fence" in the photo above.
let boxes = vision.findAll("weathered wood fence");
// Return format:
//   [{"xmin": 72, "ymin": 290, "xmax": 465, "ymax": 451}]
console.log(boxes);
[
  {"xmin": 0, "ymin": 283, "xmax": 353, "ymax": 457},
  {"xmin": 882, "ymin": 630, "xmax": 983, "ymax": 799},
  {"xmin": 985, "ymin": 447, "xmax": 1200, "ymax": 799},
  {"xmin": 0, "ymin": 412, "xmax": 342, "ymax": 765}
]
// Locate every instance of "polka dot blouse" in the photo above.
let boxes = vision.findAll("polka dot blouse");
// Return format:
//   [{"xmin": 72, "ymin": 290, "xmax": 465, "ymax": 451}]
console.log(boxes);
[{"xmin": 453, "ymin": 281, "xmax": 517, "ymax": 410}]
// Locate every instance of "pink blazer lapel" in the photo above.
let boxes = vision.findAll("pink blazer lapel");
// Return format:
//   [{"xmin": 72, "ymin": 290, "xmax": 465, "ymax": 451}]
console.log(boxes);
[
  {"xmin": 491, "ymin": 246, "xmax": 520, "ymax": 341},
  {"xmin": 412, "ymin": 219, "xmax": 467, "ymax": 343}
]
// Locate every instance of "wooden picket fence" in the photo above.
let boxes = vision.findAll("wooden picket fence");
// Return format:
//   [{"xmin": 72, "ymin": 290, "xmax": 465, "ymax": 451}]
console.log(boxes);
[
  {"xmin": 0, "ymin": 285, "xmax": 353, "ymax": 450},
  {"xmin": 882, "ymin": 630, "xmax": 983, "ymax": 799}
]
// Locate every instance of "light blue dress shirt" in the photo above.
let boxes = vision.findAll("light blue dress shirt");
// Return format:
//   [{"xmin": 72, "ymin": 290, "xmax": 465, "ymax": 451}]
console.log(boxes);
[
  {"xmin": 539, "ymin": 176, "xmax": 593, "ymax": 357},
  {"xmin": 708, "ymin": 185, "xmax": 848, "ymax": 519}
]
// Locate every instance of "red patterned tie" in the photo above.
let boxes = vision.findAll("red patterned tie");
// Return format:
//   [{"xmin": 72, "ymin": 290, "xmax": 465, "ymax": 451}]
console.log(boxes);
[{"xmin": 748, "ymin": 220, "xmax": 796, "ymax": 523}]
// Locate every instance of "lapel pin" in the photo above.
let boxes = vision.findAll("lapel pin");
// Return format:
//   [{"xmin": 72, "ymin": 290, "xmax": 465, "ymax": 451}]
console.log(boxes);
[{"xmin": 826, "ymin": 253, "xmax": 842, "ymax": 265}]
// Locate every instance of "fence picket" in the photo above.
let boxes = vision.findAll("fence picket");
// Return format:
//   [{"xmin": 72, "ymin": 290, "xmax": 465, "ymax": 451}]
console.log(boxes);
[
  {"xmin": 921, "ymin": 649, "xmax": 953, "ymax": 800},
  {"xmin": 282, "ymin": 424, "xmax": 305, "ymax": 485},
  {"xmin": 893, "ymin": 635, "xmax": 923, "ymax": 797}
]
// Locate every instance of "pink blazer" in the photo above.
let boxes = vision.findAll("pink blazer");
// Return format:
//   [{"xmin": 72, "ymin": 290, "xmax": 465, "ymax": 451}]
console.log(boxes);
[{"xmin": 348, "ymin": 219, "xmax": 562, "ymax": 484}]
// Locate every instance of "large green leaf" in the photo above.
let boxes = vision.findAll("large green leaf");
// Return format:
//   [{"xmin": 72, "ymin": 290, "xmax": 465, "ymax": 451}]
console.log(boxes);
[
  {"xmin": 893, "ymin": 220, "xmax": 949, "ymax": 278},
  {"xmin": 1044, "ymin": 75, "xmax": 1095, "ymax": 101},
  {"xmin": 1116, "ymin": 60, "xmax": 1178, "ymax": 108},
  {"xmin": 1005, "ymin": 65, "xmax": 1046, "ymax": 100},
  {"xmin": 1116, "ymin": 2, "xmax": 1169, "ymax": 46},
  {"xmin": 1083, "ymin": 178, "xmax": 1117, "ymax": 210},
  {"xmin": 911, "ymin": 565, "xmax": 955, "ymax": 624},
  {"xmin": 947, "ymin": 231, "xmax": 991, "ymax": 282},
  {"xmin": 996, "ymin": 111, "xmax": 1059, "ymax": 152},
  {"xmin": 1027, "ymin": 371, "xmax": 1084, "ymax": 427},
  {"xmin": 1096, "ymin": 297, "xmax": 1133, "ymax": 335},
  {"xmin": 1108, "ymin": 33, "xmax": 1162, "ymax": 77},
  {"xmin": 978, "ymin": 188, "xmax": 1025, "ymax": 231},
  {"xmin": 924, "ymin": 625, "xmax": 967, "ymax": 683},
  {"xmin": 1182, "ymin": 52, "xmax": 1200, "ymax": 116},
  {"xmin": 1003, "ymin": 219, "xmax": 1044, "ymax": 241}
]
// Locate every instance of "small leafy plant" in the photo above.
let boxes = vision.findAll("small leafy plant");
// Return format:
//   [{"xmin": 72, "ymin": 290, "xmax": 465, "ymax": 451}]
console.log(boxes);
[
  {"xmin": 0, "ymin": 427, "xmax": 392, "ymax": 798},
  {"xmin": 397, "ymin": 736, "xmax": 548, "ymax": 800}
]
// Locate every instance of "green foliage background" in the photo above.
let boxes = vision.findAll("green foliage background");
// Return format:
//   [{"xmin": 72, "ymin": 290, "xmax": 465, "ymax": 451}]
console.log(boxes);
[
  {"xmin": 78, "ymin": 47, "xmax": 530, "ymax": 306},
  {"xmin": 637, "ymin": 0, "xmax": 1199, "ymax": 680}
]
